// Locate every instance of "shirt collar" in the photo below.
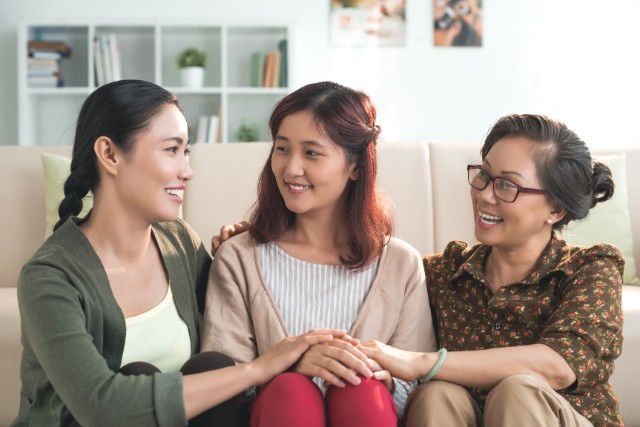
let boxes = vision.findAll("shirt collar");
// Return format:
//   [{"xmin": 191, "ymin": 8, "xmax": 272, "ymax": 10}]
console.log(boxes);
[{"xmin": 450, "ymin": 234, "xmax": 569, "ymax": 289}]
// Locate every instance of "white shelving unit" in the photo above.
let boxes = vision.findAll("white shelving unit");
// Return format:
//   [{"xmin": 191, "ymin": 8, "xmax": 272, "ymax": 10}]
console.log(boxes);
[{"xmin": 18, "ymin": 21, "xmax": 291, "ymax": 146}]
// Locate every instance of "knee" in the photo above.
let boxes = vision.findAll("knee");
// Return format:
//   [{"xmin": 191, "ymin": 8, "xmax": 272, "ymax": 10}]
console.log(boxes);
[
  {"xmin": 326, "ymin": 375, "xmax": 393, "ymax": 408},
  {"xmin": 181, "ymin": 351, "xmax": 235, "ymax": 375},
  {"xmin": 411, "ymin": 380, "xmax": 468, "ymax": 406},
  {"xmin": 484, "ymin": 374, "xmax": 567, "ymax": 425},
  {"xmin": 325, "ymin": 377, "xmax": 397, "ymax": 426},
  {"xmin": 485, "ymin": 374, "xmax": 549, "ymax": 409},
  {"xmin": 119, "ymin": 361, "xmax": 160, "ymax": 376},
  {"xmin": 252, "ymin": 373, "xmax": 325, "ymax": 426},
  {"xmin": 261, "ymin": 372, "xmax": 319, "ymax": 399},
  {"xmin": 327, "ymin": 375, "xmax": 389, "ymax": 398},
  {"xmin": 487, "ymin": 374, "xmax": 545, "ymax": 405},
  {"xmin": 405, "ymin": 380, "xmax": 477, "ymax": 427}
]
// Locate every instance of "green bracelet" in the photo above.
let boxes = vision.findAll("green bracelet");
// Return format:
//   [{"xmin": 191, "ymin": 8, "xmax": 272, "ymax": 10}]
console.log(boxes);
[{"xmin": 421, "ymin": 348, "xmax": 447, "ymax": 383}]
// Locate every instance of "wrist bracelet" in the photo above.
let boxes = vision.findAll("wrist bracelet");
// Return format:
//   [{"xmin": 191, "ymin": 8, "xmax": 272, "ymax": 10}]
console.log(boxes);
[{"xmin": 421, "ymin": 348, "xmax": 447, "ymax": 383}]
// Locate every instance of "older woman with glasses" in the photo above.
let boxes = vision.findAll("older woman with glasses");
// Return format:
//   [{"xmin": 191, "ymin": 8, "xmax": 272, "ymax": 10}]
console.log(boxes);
[{"xmin": 360, "ymin": 114, "xmax": 624, "ymax": 427}]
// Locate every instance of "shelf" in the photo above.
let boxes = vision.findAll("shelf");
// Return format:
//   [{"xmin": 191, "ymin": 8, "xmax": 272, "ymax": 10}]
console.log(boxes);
[
  {"xmin": 18, "ymin": 21, "xmax": 290, "ymax": 145},
  {"xmin": 227, "ymin": 87, "xmax": 289, "ymax": 95},
  {"xmin": 26, "ymin": 87, "xmax": 92, "ymax": 96}
]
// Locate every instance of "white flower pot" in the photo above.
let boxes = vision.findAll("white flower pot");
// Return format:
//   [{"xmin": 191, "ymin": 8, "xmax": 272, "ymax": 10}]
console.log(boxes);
[{"xmin": 179, "ymin": 66, "xmax": 205, "ymax": 88}]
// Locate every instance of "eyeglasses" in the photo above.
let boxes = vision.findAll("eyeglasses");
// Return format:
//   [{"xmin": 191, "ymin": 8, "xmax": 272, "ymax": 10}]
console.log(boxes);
[{"xmin": 467, "ymin": 165, "xmax": 546, "ymax": 203}]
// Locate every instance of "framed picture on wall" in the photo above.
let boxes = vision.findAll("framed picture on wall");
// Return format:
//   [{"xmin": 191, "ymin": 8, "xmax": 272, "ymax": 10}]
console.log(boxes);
[
  {"xmin": 433, "ymin": 0, "xmax": 482, "ymax": 47},
  {"xmin": 330, "ymin": 0, "xmax": 406, "ymax": 46}
]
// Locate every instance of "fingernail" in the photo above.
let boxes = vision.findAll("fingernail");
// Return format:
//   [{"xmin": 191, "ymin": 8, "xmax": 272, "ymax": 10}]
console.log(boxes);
[{"xmin": 352, "ymin": 375, "xmax": 362, "ymax": 385}]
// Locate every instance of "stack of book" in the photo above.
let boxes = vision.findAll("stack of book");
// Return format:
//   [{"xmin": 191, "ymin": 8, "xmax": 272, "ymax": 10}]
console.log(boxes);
[
  {"xmin": 250, "ymin": 39, "xmax": 288, "ymax": 88},
  {"xmin": 93, "ymin": 33, "xmax": 122, "ymax": 86},
  {"xmin": 27, "ymin": 40, "xmax": 71, "ymax": 88}
]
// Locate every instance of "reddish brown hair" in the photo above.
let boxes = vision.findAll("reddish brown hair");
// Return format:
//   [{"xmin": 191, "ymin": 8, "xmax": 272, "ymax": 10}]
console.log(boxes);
[{"xmin": 249, "ymin": 81, "xmax": 393, "ymax": 270}]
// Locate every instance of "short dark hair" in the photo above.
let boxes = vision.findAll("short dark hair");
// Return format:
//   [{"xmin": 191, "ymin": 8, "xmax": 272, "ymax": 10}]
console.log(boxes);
[
  {"xmin": 481, "ymin": 114, "xmax": 615, "ymax": 231},
  {"xmin": 54, "ymin": 80, "xmax": 180, "ymax": 231},
  {"xmin": 249, "ymin": 81, "xmax": 393, "ymax": 270}
]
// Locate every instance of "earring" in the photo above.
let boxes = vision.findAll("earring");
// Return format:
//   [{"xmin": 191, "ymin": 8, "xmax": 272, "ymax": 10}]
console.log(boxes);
[{"xmin": 546, "ymin": 219, "xmax": 553, "ymax": 225}]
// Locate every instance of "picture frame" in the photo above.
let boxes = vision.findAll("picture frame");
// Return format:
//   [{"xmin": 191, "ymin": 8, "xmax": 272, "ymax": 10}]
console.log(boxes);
[
  {"xmin": 330, "ymin": 0, "xmax": 406, "ymax": 46},
  {"xmin": 433, "ymin": 0, "xmax": 482, "ymax": 47}
]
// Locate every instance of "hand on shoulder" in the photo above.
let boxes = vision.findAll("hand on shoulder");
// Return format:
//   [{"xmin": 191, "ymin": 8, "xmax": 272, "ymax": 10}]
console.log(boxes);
[{"xmin": 210, "ymin": 221, "xmax": 250, "ymax": 256}]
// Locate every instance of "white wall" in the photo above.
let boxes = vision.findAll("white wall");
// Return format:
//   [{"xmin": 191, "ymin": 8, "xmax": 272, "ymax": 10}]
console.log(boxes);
[{"xmin": 1, "ymin": 0, "xmax": 639, "ymax": 147}]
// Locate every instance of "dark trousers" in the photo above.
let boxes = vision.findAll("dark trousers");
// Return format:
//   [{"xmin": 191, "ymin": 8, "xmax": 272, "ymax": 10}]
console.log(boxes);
[{"xmin": 68, "ymin": 351, "xmax": 245, "ymax": 427}]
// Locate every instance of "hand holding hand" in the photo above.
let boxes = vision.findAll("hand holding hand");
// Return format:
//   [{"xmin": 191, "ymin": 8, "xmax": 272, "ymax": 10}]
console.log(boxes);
[
  {"xmin": 294, "ymin": 337, "xmax": 374, "ymax": 388},
  {"xmin": 247, "ymin": 329, "xmax": 346, "ymax": 387},
  {"xmin": 359, "ymin": 340, "xmax": 427, "ymax": 382},
  {"xmin": 210, "ymin": 221, "xmax": 250, "ymax": 256},
  {"xmin": 368, "ymin": 358, "xmax": 394, "ymax": 392}
]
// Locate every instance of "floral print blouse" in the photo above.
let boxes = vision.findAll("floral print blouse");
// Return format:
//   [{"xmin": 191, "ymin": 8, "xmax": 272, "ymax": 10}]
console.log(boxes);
[{"xmin": 424, "ymin": 235, "xmax": 624, "ymax": 426}]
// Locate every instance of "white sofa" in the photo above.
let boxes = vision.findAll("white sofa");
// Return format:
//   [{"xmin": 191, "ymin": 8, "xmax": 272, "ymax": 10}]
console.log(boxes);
[{"xmin": 1, "ymin": 141, "xmax": 638, "ymax": 426}]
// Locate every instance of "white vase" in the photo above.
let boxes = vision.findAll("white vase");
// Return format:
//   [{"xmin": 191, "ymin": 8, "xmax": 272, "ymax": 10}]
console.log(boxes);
[{"xmin": 179, "ymin": 66, "xmax": 205, "ymax": 88}]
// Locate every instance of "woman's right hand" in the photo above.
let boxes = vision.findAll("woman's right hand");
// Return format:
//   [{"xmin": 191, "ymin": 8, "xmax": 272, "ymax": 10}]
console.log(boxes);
[
  {"xmin": 359, "ymin": 340, "xmax": 431, "ymax": 382},
  {"xmin": 210, "ymin": 221, "xmax": 250, "ymax": 256},
  {"xmin": 247, "ymin": 329, "xmax": 346, "ymax": 386},
  {"xmin": 292, "ymin": 336, "xmax": 375, "ymax": 388}
]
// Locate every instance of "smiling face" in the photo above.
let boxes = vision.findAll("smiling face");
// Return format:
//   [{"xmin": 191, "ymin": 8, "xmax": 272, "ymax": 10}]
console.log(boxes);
[
  {"xmin": 471, "ymin": 136, "xmax": 561, "ymax": 251},
  {"xmin": 116, "ymin": 104, "xmax": 192, "ymax": 223},
  {"xmin": 270, "ymin": 110, "xmax": 358, "ymax": 220}
]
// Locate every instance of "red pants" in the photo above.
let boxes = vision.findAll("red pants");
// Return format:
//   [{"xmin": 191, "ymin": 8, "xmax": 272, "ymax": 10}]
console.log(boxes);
[{"xmin": 250, "ymin": 372, "xmax": 398, "ymax": 427}]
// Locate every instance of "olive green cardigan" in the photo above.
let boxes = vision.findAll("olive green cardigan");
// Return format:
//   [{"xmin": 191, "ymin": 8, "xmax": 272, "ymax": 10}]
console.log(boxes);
[{"xmin": 12, "ymin": 218, "xmax": 211, "ymax": 427}]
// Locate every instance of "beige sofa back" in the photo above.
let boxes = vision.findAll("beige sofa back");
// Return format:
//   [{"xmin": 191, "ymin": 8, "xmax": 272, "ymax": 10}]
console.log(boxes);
[
  {"xmin": 5, "ymin": 141, "xmax": 637, "ymax": 288},
  {"xmin": 0, "ymin": 146, "xmax": 72, "ymax": 289}
]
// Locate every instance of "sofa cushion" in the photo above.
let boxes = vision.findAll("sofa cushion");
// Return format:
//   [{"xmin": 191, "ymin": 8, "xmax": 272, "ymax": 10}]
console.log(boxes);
[
  {"xmin": 562, "ymin": 153, "xmax": 639, "ymax": 285},
  {"xmin": 42, "ymin": 153, "xmax": 93, "ymax": 239}
]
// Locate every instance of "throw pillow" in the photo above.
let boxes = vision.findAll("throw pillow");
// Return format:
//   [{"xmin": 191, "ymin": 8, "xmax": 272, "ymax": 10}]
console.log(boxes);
[
  {"xmin": 42, "ymin": 153, "xmax": 93, "ymax": 239},
  {"xmin": 562, "ymin": 153, "xmax": 639, "ymax": 285}
]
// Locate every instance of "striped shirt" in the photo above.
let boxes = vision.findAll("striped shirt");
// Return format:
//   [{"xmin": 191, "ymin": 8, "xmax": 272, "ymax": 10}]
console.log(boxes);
[
  {"xmin": 258, "ymin": 241, "xmax": 412, "ymax": 414},
  {"xmin": 259, "ymin": 242, "xmax": 377, "ymax": 334}
]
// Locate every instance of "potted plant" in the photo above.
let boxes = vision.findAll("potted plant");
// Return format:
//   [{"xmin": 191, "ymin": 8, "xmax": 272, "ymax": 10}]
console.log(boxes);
[
  {"xmin": 177, "ymin": 47, "xmax": 206, "ymax": 88},
  {"xmin": 235, "ymin": 122, "xmax": 260, "ymax": 142}
]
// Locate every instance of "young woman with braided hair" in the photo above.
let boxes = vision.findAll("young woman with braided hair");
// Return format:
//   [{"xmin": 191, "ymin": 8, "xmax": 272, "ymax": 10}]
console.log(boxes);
[{"xmin": 12, "ymin": 79, "xmax": 347, "ymax": 427}]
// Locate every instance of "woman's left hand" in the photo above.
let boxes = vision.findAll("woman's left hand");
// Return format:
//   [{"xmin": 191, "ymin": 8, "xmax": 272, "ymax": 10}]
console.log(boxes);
[
  {"xmin": 359, "ymin": 340, "xmax": 427, "ymax": 382},
  {"xmin": 249, "ymin": 329, "xmax": 346, "ymax": 386},
  {"xmin": 367, "ymin": 359, "xmax": 394, "ymax": 392}
]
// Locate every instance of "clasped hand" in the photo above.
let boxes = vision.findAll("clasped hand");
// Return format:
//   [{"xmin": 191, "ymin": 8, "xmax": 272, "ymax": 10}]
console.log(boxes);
[
  {"xmin": 293, "ymin": 335, "xmax": 393, "ymax": 390},
  {"xmin": 359, "ymin": 340, "xmax": 427, "ymax": 382}
]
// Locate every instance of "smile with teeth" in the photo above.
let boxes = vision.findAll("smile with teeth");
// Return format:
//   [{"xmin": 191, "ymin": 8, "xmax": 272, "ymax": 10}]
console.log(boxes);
[
  {"xmin": 287, "ymin": 183, "xmax": 312, "ymax": 191},
  {"xmin": 166, "ymin": 188, "xmax": 184, "ymax": 199},
  {"xmin": 479, "ymin": 211, "xmax": 503, "ymax": 224}
]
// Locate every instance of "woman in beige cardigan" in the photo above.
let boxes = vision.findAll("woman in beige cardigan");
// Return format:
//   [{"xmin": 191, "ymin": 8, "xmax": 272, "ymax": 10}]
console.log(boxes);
[{"xmin": 201, "ymin": 81, "xmax": 435, "ymax": 426}]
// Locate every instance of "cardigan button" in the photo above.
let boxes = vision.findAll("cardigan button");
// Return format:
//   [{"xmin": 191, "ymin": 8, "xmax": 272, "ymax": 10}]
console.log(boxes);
[{"xmin": 494, "ymin": 322, "xmax": 502, "ymax": 330}]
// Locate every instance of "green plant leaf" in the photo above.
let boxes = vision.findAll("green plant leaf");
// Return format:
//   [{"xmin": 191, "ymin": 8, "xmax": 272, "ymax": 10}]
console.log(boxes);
[{"xmin": 177, "ymin": 47, "xmax": 207, "ymax": 68}]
